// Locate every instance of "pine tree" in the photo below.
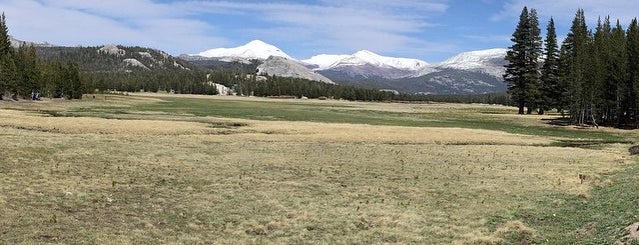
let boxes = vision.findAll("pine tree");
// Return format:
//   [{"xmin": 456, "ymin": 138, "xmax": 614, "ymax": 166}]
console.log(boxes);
[
  {"xmin": 504, "ymin": 7, "xmax": 531, "ymax": 114},
  {"xmin": 540, "ymin": 17, "xmax": 560, "ymax": 114},
  {"xmin": 504, "ymin": 6, "xmax": 542, "ymax": 114},
  {"xmin": 65, "ymin": 61, "xmax": 83, "ymax": 99},
  {"xmin": 609, "ymin": 20, "xmax": 628, "ymax": 126},
  {"xmin": 627, "ymin": 18, "xmax": 639, "ymax": 126},
  {"xmin": 15, "ymin": 44, "xmax": 40, "ymax": 99},
  {"xmin": 591, "ymin": 17, "xmax": 612, "ymax": 125},
  {"xmin": 0, "ymin": 13, "xmax": 12, "ymax": 99},
  {"xmin": 0, "ymin": 13, "xmax": 11, "ymax": 59},
  {"xmin": 560, "ymin": 9, "xmax": 591, "ymax": 125},
  {"xmin": 0, "ymin": 52, "xmax": 17, "ymax": 99},
  {"xmin": 526, "ymin": 9, "xmax": 543, "ymax": 114}
]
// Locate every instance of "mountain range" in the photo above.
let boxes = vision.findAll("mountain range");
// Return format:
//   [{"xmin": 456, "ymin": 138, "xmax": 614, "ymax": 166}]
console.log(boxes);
[
  {"xmin": 12, "ymin": 35, "xmax": 508, "ymax": 95},
  {"xmin": 185, "ymin": 40, "xmax": 508, "ymax": 94}
]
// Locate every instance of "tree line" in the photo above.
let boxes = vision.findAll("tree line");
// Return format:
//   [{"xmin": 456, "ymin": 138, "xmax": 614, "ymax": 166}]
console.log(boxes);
[
  {"xmin": 0, "ymin": 13, "xmax": 83, "ymax": 100},
  {"xmin": 505, "ymin": 7, "xmax": 639, "ymax": 127}
]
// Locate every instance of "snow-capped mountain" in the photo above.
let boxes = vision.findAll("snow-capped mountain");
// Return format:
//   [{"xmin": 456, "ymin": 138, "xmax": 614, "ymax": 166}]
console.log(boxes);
[
  {"xmin": 196, "ymin": 40, "xmax": 293, "ymax": 60},
  {"xmin": 303, "ymin": 50, "xmax": 431, "ymax": 79},
  {"xmin": 305, "ymin": 50, "xmax": 429, "ymax": 71},
  {"xmin": 436, "ymin": 48, "xmax": 508, "ymax": 78},
  {"xmin": 186, "ymin": 40, "xmax": 331, "ymax": 83},
  {"xmin": 317, "ymin": 48, "xmax": 508, "ymax": 94},
  {"xmin": 187, "ymin": 40, "xmax": 508, "ymax": 94}
]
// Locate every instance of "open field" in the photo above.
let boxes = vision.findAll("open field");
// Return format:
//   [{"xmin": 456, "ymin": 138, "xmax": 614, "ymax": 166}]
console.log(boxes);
[{"xmin": 1, "ymin": 94, "xmax": 639, "ymax": 244}]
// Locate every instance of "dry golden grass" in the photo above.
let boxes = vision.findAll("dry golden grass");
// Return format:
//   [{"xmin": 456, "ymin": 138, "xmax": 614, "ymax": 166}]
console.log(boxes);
[{"xmin": 0, "ymin": 94, "xmax": 634, "ymax": 244}]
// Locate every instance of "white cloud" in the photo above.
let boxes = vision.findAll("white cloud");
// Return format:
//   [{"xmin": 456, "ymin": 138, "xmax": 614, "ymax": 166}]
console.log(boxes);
[
  {"xmin": 176, "ymin": 0, "xmax": 449, "ymax": 56},
  {"xmin": 0, "ymin": 0, "xmax": 452, "ymax": 58},
  {"xmin": 0, "ymin": 0, "xmax": 227, "ymax": 54}
]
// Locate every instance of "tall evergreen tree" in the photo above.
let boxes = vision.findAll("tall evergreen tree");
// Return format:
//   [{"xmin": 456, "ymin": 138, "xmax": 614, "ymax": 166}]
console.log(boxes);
[
  {"xmin": 0, "ymin": 13, "xmax": 11, "ymax": 59},
  {"xmin": 608, "ymin": 20, "xmax": 628, "ymax": 126},
  {"xmin": 627, "ymin": 18, "xmax": 639, "ymax": 126},
  {"xmin": 526, "ymin": 9, "xmax": 543, "ymax": 114},
  {"xmin": 504, "ymin": 7, "xmax": 531, "ymax": 114},
  {"xmin": 0, "ymin": 52, "xmax": 17, "ymax": 99},
  {"xmin": 540, "ymin": 17, "xmax": 560, "ymax": 114},
  {"xmin": 0, "ymin": 12, "xmax": 11, "ymax": 99},
  {"xmin": 15, "ymin": 44, "xmax": 40, "ymax": 98},
  {"xmin": 591, "ymin": 17, "xmax": 612, "ymax": 125},
  {"xmin": 560, "ymin": 9, "xmax": 591, "ymax": 125},
  {"xmin": 504, "ymin": 6, "xmax": 542, "ymax": 114}
]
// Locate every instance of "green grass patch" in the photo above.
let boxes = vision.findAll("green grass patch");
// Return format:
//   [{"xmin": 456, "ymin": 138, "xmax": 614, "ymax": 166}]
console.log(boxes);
[
  {"xmin": 126, "ymin": 97, "xmax": 631, "ymax": 142},
  {"xmin": 492, "ymin": 162, "xmax": 639, "ymax": 244}
]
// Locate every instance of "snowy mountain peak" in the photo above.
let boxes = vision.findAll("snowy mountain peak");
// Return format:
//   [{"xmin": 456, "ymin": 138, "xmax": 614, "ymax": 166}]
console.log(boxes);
[
  {"xmin": 355, "ymin": 50, "xmax": 430, "ymax": 71},
  {"xmin": 439, "ymin": 48, "xmax": 508, "ymax": 66},
  {"xmin": 303, "ymin": 50, "xmax": 430, "ymax": 72},
  {"xmin": 302, "ymin": 54, "xmax": 351, "ymax": 70},
  {"xmin": 197, "ymin": 40, "xmax": 293, "ymax": 60},
  {"xmin": 437, "ymin": 48, "xmax": 508, "ymax": 78}
]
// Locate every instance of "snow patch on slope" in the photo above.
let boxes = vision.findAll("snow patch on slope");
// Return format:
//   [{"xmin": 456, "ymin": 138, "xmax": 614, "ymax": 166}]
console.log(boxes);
[
  {"xmin": 302, "ymin": 54, "xmax": 351, "ymax": 70},
  {"xmin": 437, "ymin": 48, "xmax": 507, "ymax": 77},
  {"xmin": 351, "ymin": 50, "xmax": 429, "ymax": 71},
  {"xmin": 304, "ymin": 50, "xmax": 429, "ymax": 71}
]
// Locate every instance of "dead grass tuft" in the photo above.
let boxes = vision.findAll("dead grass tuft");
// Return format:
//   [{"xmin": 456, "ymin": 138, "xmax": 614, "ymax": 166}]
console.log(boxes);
[{"xmin": 462, "ymin": 220, "xmax": 537, "ymax": 245}]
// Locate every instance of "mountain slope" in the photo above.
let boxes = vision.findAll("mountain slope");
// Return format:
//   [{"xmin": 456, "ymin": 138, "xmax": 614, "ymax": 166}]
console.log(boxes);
[
  {"xmin": 258, "ymin": 56, "xmax": 334, "ymax": 84},
  {"xmin": 35, "ymin": 44, "xmax": 192, "ymax": 72},
  {"xmin": 436, "ymin": 48, "xmax": 508, "ymax": 77}
]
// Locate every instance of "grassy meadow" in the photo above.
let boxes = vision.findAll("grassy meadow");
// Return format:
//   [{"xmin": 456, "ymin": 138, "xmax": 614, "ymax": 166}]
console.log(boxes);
[{"xmin": 1, "ymin": 93, "xmax": 639, "ymax": 244}]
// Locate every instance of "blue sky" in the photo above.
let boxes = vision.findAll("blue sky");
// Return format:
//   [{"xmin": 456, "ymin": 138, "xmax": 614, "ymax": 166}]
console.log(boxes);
[{"xmin": 2, "ymin": 0, "xmax": 639, "ymax": 63}]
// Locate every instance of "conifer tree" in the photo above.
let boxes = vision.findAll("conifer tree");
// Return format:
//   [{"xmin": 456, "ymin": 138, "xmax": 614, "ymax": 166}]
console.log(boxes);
[
  {"xmin": 526, "ymin": 9, "xmax": 543, "ymax": 114},
  {"xmin": 504, "ymin": 6, "xmax": 542, "ymax": 114},
  {"xmin": 505, "ymin": 7, "xmax": 531, "ymax": 114},
  {"xmin": 0, "ymin": 12, "xmax": 12, "ymax": 99},
  {"xmin": 560, "ymin": 9, "xmax": 591, "ymax": 125},
  {"xmin": 540, "ymin": 17, "xmax": 560, "ymax": 114},
  {"xmin": 15, "ymin": 44, "xmax": 40, "ymax": 98},
  {"xmin": 0, "ymin": 52, "xmax": 17, "ymax": 99},
  {"xmin": 590, "ymin": 17, "xmax": 612, "ymax": 124},
  {"xmin": 0, "ymin": 13, "xmax": 11, "ymax": 59},
  {"xmin": 609, "ymin": 20, "xmax": 628, "ymax": 125},
  {"xmin": 627, "ymin": 18, "xmax": 639, "ymax": 126}
]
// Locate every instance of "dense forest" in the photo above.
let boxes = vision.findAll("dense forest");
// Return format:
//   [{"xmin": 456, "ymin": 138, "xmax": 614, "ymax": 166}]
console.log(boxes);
[
  {"xmin": 505, "ymin": 7, "xmax": 639, "ymax": 127},
  {"xmin": 0, "ymin": 14, "xmax": 83, "ymax": 100}
]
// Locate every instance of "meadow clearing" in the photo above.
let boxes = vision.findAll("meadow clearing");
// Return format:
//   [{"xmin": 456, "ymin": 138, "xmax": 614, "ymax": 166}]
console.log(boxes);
[{"xmin": 1, "ymin": 93, "xmax": 639, "ymax": 244}]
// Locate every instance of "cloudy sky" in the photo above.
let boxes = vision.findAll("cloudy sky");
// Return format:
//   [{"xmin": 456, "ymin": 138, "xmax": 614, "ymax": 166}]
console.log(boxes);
[{"xmin": 2, "ymin": 0, "xmax": 639, "ymax": 62}]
